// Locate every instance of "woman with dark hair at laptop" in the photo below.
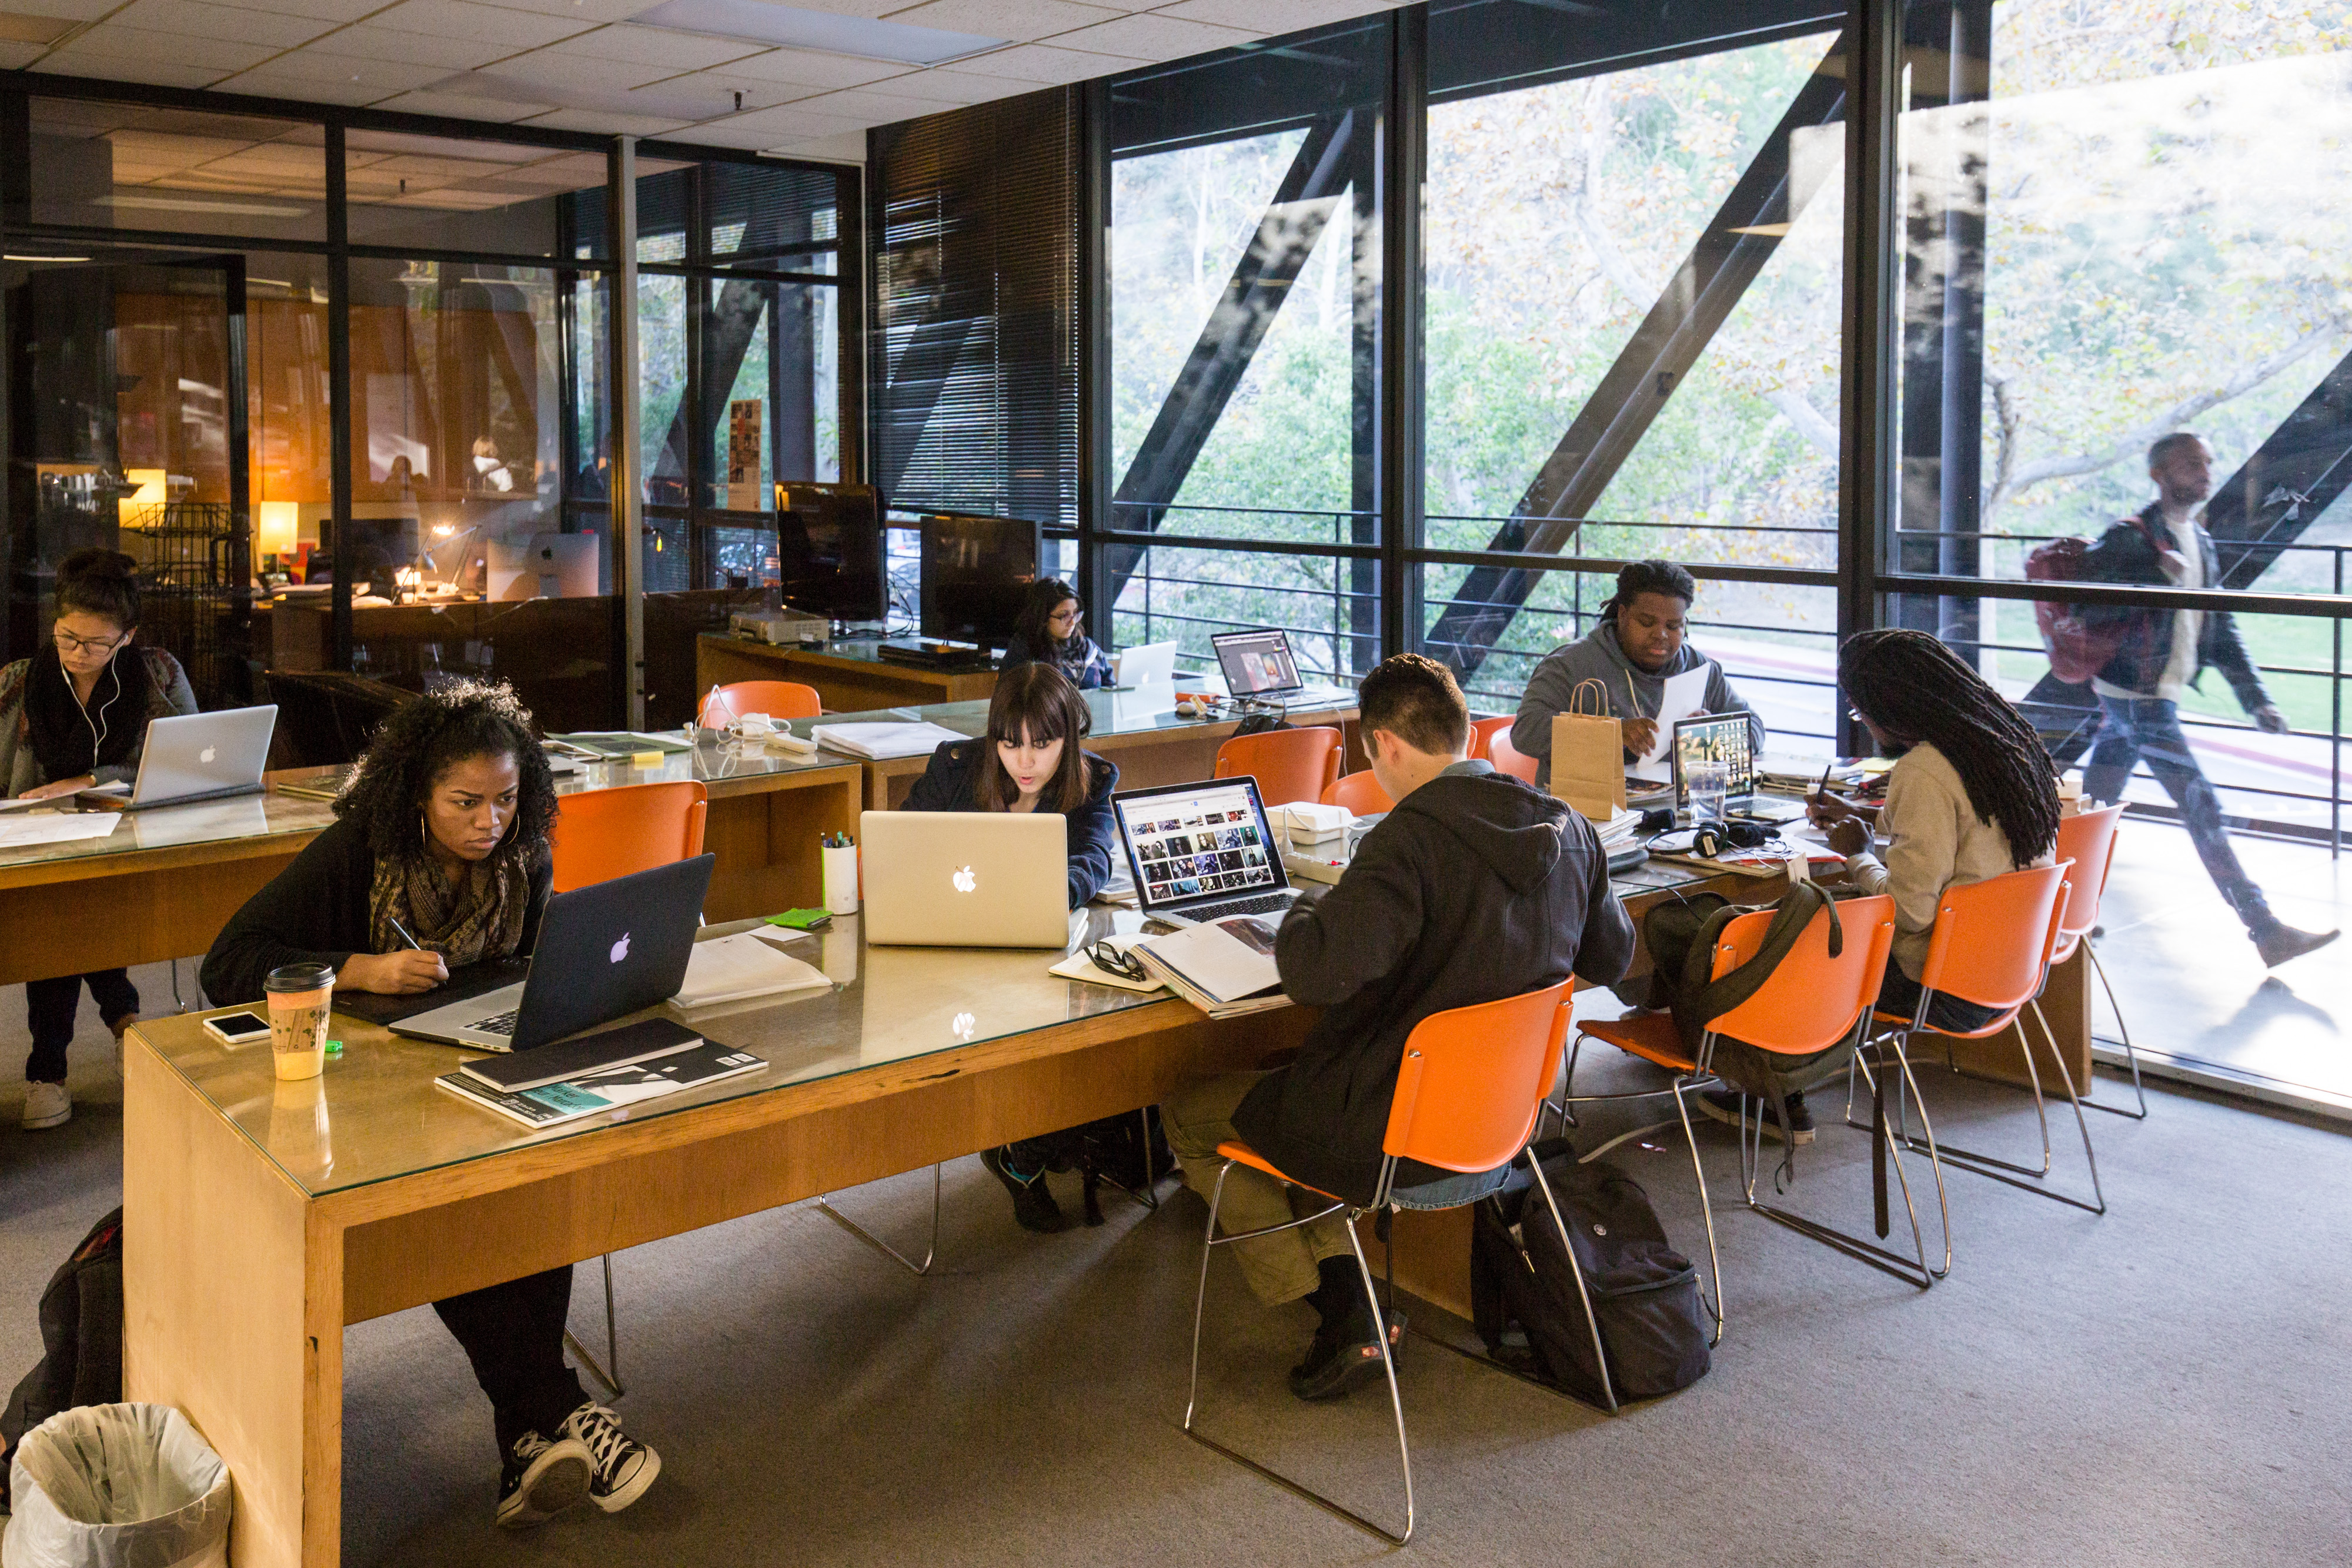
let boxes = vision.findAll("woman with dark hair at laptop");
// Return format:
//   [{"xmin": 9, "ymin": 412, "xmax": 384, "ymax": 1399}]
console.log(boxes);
[
  {"xmin": 201, "ymin": 679, "xmax": 662, "ymax": 1533},
  {"xmin": 1000, "ymin": 577, "xmax": 1113, "ymax": 689},
  {"xmin": 0, "ymin": 549, "xmax": 195, "ymax": 1131},
  {"xmin": 1509, "ymin": 558, "xmax": 1765, "ymax": 789},
  {"xmin": 905, "ymin": 662, "xmax": 1126, "ymax": 1229}
]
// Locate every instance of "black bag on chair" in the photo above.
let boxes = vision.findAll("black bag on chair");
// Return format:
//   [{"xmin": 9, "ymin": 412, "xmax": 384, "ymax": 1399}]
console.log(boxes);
[{"xmin": 1470, "ymin": 1140, "xmax": 1708, "ymax": 1407}]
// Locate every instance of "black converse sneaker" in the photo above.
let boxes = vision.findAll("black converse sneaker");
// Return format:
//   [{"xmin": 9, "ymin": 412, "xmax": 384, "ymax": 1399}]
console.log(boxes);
[
  {"xmin": 496, "ymin": 1430, "xmax": 593, "ymax": 1528},
  {"xmin": 560, "ymin": 1401, "xmax": 661, "ymax": 1514}
]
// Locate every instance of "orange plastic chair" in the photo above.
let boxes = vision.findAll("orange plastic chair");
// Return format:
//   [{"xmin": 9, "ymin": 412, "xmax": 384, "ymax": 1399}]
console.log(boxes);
[
  {"xmin": 2052, "ymin": 805, "xmax": 2143, "ymax": 1117},
  {"xmin": 1186, "ymin": 980, "xmax": 1596, "ymax": 1543},
  {"xmin": 1466, "ymin": 715, "xmax": 1513, "ymax": 760},
  {"xmin": 1567, "ymin": 895, "xmax": 1904, "ymax": 1305},
  {"xmin": 699, "ymin": 680, "xmax": 821, "ymax": 727},
  {"xmin": 1214, "ymin": 725, "xmax": 1342, "ymax": 807},
  {"xmin": 1488, "ymin": 729, "xmax": 1539, "ymax": 784},
  {"xmin": 1863, "ymin": 860, "xmax": 2103, "ymax": 1222},
  {"xmin": 1321, "ymin": 770, "xmax": 1393, "ymax": 815},
  {"xmin": 551, "ymin": 780, "xmax": 709, "ymax": 892}
]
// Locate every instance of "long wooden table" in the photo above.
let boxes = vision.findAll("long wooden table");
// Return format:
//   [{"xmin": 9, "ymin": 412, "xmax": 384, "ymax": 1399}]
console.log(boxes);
[
  {"xmin": 0, "ymin": 747, "xmax": 861, "ymax": 988},
  {"xmin": 697, "ymin": 634, "xmax": 1001, "ymax": 712}
]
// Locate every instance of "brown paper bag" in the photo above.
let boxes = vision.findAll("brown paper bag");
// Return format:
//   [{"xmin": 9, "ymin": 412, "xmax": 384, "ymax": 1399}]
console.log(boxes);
[{"xmin": 1549, "ymin": 679, "xmax": 1627, "ymax": 823}]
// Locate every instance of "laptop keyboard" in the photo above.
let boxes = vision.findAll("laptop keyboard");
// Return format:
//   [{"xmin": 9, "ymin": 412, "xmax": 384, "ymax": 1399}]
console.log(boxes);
[
  {"xmin": 1186, "ymin": 891, "xmax": 1294, "ymax": 921},
  {"xmin": 466, "ymin": 1009, "xmax": 520, "ymax": 1036}
]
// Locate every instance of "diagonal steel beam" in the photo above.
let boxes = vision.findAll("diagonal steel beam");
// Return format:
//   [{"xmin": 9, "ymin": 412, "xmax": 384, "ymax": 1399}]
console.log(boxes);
[
  {"xmin": 1105, "ymin": 112, "xmax": 1357, "ymax": 600},
  {"xmin": 1425, "ymin": 39, "xmax": 1851, "ymax": 678},
  {"xmin": 2204, "ymin": 342, "xmax": 2352, "ymax": 589}
]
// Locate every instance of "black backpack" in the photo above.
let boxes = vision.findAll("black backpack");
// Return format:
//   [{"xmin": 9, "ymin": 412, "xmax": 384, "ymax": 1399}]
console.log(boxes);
[
  {"xmin": 2, "ymin": 1207, "xmax": 125, "ymax": 1509},
  {"xmin": 1470, "ymin": 1140, "xmax": 1709, "ymax": 1407}
]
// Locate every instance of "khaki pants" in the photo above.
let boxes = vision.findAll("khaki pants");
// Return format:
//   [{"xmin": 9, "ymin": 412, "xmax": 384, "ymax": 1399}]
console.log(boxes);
[{"xmin": 1161, "ymin": 1071, "xmax": 1356, "ymax": 1305}]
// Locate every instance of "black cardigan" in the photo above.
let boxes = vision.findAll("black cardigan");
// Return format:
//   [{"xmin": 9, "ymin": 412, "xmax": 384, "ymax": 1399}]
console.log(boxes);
[
  {"xmin": 200, "ymin": 815, "xmax": 552, "ymax": 1005},
  {"xmin": 901, "ymin": 740, "xmax": 1120, "ymax": 908}
]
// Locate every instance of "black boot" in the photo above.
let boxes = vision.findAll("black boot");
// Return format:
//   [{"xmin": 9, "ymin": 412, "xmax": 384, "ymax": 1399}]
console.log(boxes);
[{"xmin": 981, "ymin": 1146, "xmax": 1071, "ymax": 1233}]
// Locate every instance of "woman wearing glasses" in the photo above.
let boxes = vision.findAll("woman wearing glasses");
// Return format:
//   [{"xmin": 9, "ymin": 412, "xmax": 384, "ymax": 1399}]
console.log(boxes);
[
  {"xmin": 1001, "ymin": 577, "xmax": 1113, "ymax": 689},
  {"xmin": 903, "ymin": 662, "xmax": 1127, "ymax": 1229},
  {"xmin": 0, "ymin": 550, "xmax": 197, "ymax": 1129}
]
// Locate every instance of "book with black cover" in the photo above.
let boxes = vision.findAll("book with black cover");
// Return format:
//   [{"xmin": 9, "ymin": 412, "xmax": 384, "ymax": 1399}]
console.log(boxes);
[
  {"xmin": 459, "ymin": 1017, "xmax": 703, "ymax": 1094},
  {"xmin": 437, "ymin": 1040, "xmax": 767, "ymax": 1129}
]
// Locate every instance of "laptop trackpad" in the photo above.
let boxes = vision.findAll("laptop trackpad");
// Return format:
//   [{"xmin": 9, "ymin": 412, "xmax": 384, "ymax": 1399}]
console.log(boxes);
[{"xmin": 336, "ymin": 958, "xmax": 532, "ymax": 1025}]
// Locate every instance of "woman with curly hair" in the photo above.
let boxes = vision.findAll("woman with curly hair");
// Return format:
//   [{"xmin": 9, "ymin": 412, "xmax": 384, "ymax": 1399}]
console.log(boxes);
[
  {"xmin": 202, "ymin": 680, "xmax": 660, "ymax": 1532},
  {"xmin": 1, "ymin": 549, "xmax": 197, "ymax": 1130}
]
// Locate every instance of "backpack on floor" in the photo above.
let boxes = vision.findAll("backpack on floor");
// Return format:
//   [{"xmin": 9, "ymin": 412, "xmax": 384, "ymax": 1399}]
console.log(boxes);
[
  {"xmin": 1470, "ymin": 1140, "xmax": 1709, "ymax": 1407},
  {"xmin": 2, "ymin": 1207, "xmax": 125, "ymax": 1509}
]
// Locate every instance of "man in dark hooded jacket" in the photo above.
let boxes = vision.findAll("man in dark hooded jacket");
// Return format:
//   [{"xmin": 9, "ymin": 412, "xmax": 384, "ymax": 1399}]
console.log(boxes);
[{"xmin": 1163, "ymin": 653, "xmax": 1635, "ymax": 1400}]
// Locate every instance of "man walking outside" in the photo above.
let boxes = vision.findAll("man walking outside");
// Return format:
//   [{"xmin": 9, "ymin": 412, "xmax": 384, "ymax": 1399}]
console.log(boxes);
[{"xmin": 2081, "ymin": 432, "xmax": 2336, "ymax": 967}]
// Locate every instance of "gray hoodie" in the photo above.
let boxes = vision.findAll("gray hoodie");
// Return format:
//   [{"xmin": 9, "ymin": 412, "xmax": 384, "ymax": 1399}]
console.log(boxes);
[{"xmin": 1509, "ymin": 623, "xmax": 1764, "ymax": 789}]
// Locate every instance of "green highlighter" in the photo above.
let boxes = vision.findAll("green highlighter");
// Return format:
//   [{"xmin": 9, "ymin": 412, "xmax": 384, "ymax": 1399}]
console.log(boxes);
[{"xmin": 766, "ymin": 908, "xmax": 833, "ymax": 931}]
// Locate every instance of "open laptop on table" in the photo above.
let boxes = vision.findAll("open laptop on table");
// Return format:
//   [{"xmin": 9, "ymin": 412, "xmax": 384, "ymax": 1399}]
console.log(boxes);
[
  {"xmin": 1670, "ymin": 712, "xmax": 1805, "ymax": 825},
  {"xmin": 1209, "ymin": 628, "xmax": 1351, "ymax": 706},
  {"xmin": 390, "ymin": 853, "xmax": 714, "ymax": 1052},
  {"xmin": 859, "ymin": 810, "xmax": 1072, "ymax": 947},
  {"xmin": 1111, "ymin": 640, "xmax": 1178, "ymax": 691},
  {"xmin": 74, "ymin": 706, "xmax": 277, "ymax": 811},
  {"xmin": 1113, "ymin": 775, "xmax": 1305, "ymax": 929}
]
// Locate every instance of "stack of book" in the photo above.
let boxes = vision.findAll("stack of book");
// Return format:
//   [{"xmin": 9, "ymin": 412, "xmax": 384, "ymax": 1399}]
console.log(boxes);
[
  {"xmin": 1589, "ymin": 805, "xmax": 1645, "ymax": 850},
  {"xmin": 807, "ymin": 720, "xmax": 968, "ymax": 759},
  {"xmin": 1131, "ymin": 918, "xmax": 1291, "ymax": 1020}
]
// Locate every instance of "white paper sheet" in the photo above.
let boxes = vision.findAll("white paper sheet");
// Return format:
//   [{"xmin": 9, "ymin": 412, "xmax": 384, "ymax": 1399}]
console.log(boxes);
[
  {"xmin": 1629, "ymin": 665, "xmax": 1715, "ymax": 783},
  {"xmin": 0, "ymin": 812, "xmax": 121, "ymax": 849},
  {"xmin": 808, "ymin": 720, "xmax": 968, "ymax": 760}
]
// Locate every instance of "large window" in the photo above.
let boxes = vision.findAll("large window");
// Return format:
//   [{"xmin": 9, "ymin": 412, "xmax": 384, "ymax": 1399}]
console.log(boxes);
[{"xmin": 1886, "ymin": 0, "xmax": 2352, "ymax": 842}]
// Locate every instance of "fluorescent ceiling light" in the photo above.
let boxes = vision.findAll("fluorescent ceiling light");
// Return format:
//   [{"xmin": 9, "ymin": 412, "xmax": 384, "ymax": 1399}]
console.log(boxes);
[
  {"xmin": 5, "ymin": 253, "xmax": 90, "ymax": 262},
  {"xmin": 94, "ymin": 193, "xmax": 310, "ymax": 218},
  {"xmin": 632, "ymin": 0, "xmax": 1002, "ymax": 65}
]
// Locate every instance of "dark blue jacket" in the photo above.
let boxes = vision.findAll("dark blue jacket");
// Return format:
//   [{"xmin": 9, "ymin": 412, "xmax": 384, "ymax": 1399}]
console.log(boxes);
[
  {"xmin": 902, "ymin": 740, "xmax": 1121, "ymax": 908},
  {"xmin": 2080, "ymin": 503, "xmax": 2269, "ymax": 710},
  {"xmin": 1000, "ymin": 631, "xmax": 1114, "ymax": 690}
]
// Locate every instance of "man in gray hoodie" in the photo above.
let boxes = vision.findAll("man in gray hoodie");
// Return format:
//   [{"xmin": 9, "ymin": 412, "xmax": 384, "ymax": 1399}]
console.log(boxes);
[{"xmin": 1509, "ymin": 559, "xmax": 1765, "ymax": 789}]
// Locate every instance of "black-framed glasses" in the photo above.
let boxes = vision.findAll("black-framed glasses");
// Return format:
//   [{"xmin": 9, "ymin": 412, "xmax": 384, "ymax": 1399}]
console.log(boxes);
[
  {"xmin": 1086, "ymin": 940, "xmax": 1146, "ymax": 982},
  {"xmin": 53, "ymin": 628, "xmax": 125, "ymax": 656}
]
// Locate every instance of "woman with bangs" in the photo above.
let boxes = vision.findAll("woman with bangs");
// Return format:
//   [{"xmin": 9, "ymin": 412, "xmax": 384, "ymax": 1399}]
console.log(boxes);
[{"xmin": 905, "ymin": 662, "xmax": 1122, "ymax": 1228}]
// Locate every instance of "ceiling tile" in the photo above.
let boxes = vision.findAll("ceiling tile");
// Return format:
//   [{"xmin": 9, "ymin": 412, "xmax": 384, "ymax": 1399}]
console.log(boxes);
[
  {"xmin": 477, "ymin": 52, "xmax": 672, "ymax": 92},
  {"xmin": 891, "ymin": 59, "xmax": 1066, "ymax": 96},
  {"xmin": 536, "ymin": 21, "xmax": 763, "ymax": 69},
  {"xmin": 32, "ymin": 55, "xmax": 232, "ymax": 86},
  {"xmin": 879, "ymin": 0, "xmax": 1122, "ymax": 45},
  {"xmin": 1156, "ymin": 0, "xmax": 1396, "ymax": 28},
  {"xmin": 520, "ymin": 106, "xmax": 691, "ymax": 135},
  {"xmin": 229, "ymin": 49, "xmax": 450, "ymax": 87},
  {"xmin": 649, "ymin": 72, "xmax": 821, "ymax": 113},
  {"xmin": 366, "ymin": 0, "xmax": 597, "ymax": 49},
  {"xmin": 789, "ymin": 82, "xmax": 979, "ymax": 121},
  {"xmin": 0, "ymin": 39, "xmax": 46, "ymax": 66},
  {"xmin": 297, "ymin": 22, "xmax": 520, "ymax": 68},
  {"xmin": 8, "ymin": 0, "xmax": 131, "ymax": 21},
  {"xmin": 689, "ymin": 101, "xmax": 864, "ymax": 141},
  {"xmin": 368, "ymin": 87, "xmax": 547, "ymax": 120},
  {"xmin": 945, "ymin": 40, "xmax": 1143, "ymax": 82},
  {"xmin": 771, "ymin": 128, "xmax": 865, "ymax": 161},
  {"xmin": 1060, "ymin": 11, "xmax": 1255, "ymax": 55},
  {"xmin": 44, "ymin": 25, "xmax": 279, "ymax": 69},
  {"xmin": 469, "ymin": 0, "xmax": 652, "ymax": 19},
  {"xmin": 700, "ymin": 47, "xmax": 909, "ymax": 90},
  {"xmin": 211, "ymin": 69, "xmax": 396, "ymax": 102},
  {"xmin": 199, "ymin": 0, "xmax": 387, "ymax": 19},
  {"xmin": 109, "ymin": 0, "xmax": 340, "ymax": 47}
]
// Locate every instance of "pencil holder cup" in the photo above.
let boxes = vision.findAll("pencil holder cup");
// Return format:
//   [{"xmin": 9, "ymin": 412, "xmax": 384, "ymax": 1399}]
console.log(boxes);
[{"xmin": 823, "ymin": 843, "xmax": 860, "ymax": 916}]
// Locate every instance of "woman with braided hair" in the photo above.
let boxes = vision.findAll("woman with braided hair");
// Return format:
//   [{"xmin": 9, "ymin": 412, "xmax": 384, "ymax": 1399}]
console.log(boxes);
[{"xmin": 1702, "ymin": 628, "xmax": 2061, "ymax": 1145}]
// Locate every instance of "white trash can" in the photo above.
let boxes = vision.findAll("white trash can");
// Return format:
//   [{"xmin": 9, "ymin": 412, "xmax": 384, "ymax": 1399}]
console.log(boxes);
[{"xmin": 3, "ymin": 1404, "xmax": 228, "ymax": 1568}]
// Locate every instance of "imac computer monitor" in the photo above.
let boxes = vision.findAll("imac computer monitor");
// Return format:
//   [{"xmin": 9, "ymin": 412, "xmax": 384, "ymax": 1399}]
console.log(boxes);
[
  {"xmin": 774, "ymin": 482, "xmax": 884, "ymax": 621},
  {"xmin": 918, "ymin": 513, "xmax": 1042, "ymax": 646},
  {"xmin": 488, "ymin": 533, "xmax": 600, "ymax": 600}
]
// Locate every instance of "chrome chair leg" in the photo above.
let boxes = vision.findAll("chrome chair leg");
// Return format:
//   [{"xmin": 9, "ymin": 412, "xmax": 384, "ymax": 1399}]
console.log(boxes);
[
  {"xmin": 2083, "ymin": 943, "xmax": 2150, "ymax": 1119},
  {"xmin": 1668, "ymin": 1076, "xmax": 1724, "ymax": 1345},
  {"xmin": 1182, "ymin": 1161, "xmax": 1413, "ymax": 1544},
  {"xmin": 1522, "ymin": 1149, "xmax": 1619, "ymax": 1414},
  {"xmin": 1896, "ymin": 1008, "xmax": 2104, "ymax": 1215},
  {"xmin": 817, "ymin": 1162, "xmax": 943, "ymax": 1276},
  {"xmin": 565, "ymin": 1254, "xmax": 625, "ymax": 1399},
  {"xmin": 1758, "ymin": 1044, "xmax": 1943, "ymax": 1289}
]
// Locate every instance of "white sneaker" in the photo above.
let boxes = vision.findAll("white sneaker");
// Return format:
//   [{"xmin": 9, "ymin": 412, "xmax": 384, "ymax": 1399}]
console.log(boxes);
[
  {"xmin": 560, "ymin": 1402, "xmax": 660, "ymax": 1514},
  {"xmin": 21, "ymin": 1081, "xmax": 70, "ymax": 1131}
]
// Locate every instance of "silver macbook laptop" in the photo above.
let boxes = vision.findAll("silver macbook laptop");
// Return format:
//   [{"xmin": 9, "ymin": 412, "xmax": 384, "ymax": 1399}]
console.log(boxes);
[
  {"xmin": 82, "ymin": 706, "xmax": 276, "ymax": 811},
  {"xmin": 858, "ymin": 810, "xmax": 1073, "ymax": 948},
  {"xmin": 1112, "ymin": 640, "xmax": 1179, "ymax": 690},
  {"xmin": 1112, "ymin": 775, "xmax": 1304, "ymax": 929},
  {"xmin": 392, "ymin": 854, "xmax": 715, "ymax": 1052},
  {"xmin": 1208, "ymin": 628, "xmax": 1352, "ymax": 706}
]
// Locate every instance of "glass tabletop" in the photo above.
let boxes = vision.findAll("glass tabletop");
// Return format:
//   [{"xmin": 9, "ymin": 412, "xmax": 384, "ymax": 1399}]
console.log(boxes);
[
  {"xmin": 784, "ymin": 686, "xmax": 1359, "ymax": 760},
  {"xmin": 138, "ymin": 908, "xmax": 1172, "ymax": 1198}
]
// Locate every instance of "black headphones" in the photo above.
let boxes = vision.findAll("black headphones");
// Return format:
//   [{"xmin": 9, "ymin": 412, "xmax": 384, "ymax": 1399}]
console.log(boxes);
[{"xmin": 1692, "ymin": 820, "xmax": 1772, "ymax": 859}]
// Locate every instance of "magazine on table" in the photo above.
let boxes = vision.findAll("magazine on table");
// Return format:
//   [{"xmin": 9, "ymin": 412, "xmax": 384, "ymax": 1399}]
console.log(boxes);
[
  {"xmin": 436, "ymin": 1040, "xmax": 768, "ymax": 1129},
  {"xmin": 1132, "ymin": 917, "xmax": 1291, "ymax": 1019}
]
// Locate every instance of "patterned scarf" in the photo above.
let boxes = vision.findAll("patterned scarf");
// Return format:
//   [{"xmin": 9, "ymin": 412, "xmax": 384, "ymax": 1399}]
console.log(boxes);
[{"xmin": 368, "ymin": 851, "xmax": 531, "ymax": 968}]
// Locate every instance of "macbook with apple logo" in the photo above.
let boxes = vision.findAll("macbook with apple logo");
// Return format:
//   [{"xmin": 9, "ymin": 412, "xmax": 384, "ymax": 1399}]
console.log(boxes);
[
  {"xmin": 75, "ymin": 705, "xmax": 278, "ymax": 811},
  {"xmin": 857, "ymin": 809, "xmax": 1072, "ymax": 948},
  {"xmin": 392, "ymin": 853, "xmax": 716, "ymax": 1052}
]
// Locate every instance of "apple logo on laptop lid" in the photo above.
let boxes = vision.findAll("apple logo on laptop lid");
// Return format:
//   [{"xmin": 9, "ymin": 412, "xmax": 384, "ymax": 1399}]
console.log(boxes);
[
  {"xmin": 199, "ymin": 746, "xmax": 216, "ymax": 765},
  {"xmin": 953, "ymin": 866, "xmax": 976, "ymax": 894},
  {"xmin": 610, "ymin": 933, "xmax": 631, "ymax": 964}
]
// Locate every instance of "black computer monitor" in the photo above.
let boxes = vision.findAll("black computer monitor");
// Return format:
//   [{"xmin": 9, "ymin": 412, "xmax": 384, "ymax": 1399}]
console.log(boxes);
[
  {"xmin": 918, "ymin": 512, "xmax": 1041, "ymax": 646},
  {"xmin": 774, "ymin": 482, "xmax": 884, "ymax": 620},
  {"xmin": 319, "ymin": 516, "xmax": 419, "ymax": 599}
]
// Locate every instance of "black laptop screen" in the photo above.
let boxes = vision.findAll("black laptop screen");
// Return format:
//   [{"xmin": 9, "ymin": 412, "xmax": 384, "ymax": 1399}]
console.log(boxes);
[{"xmin": 1115, "ymin": 780, "xmax": 1281, "ymax": 910}]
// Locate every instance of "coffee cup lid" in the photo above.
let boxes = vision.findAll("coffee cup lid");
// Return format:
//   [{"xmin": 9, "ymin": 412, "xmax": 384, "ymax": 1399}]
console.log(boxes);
[{"xmin": 265, "ymin": 961, "xmax": 337, "ymax": 992}]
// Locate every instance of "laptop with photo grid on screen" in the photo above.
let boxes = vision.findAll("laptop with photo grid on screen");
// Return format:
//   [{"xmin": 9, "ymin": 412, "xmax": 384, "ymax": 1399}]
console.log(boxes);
[
  {"xmin": 1210, "ymin": 628, "xmax": 1354, "ymax": 706},
  {"xmin": 1670, "ymin": 712, "xmax": 1805, "ymax": 825},
  {"xmin": 1112, "ymin": 775, "xmax": 1305, "ymax": 929}
]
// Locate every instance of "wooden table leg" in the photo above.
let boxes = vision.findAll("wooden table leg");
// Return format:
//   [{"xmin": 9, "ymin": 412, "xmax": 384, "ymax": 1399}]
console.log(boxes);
[{"xmin": 122, "ymin": 1038, "xmax": 343, "ymax": 1568}]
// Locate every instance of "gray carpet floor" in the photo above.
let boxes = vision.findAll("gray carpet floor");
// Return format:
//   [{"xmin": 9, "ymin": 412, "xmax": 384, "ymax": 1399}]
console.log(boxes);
[{"xmin": 4, "ymin": 959, "xmax": 2350, "ymax": 1566}]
